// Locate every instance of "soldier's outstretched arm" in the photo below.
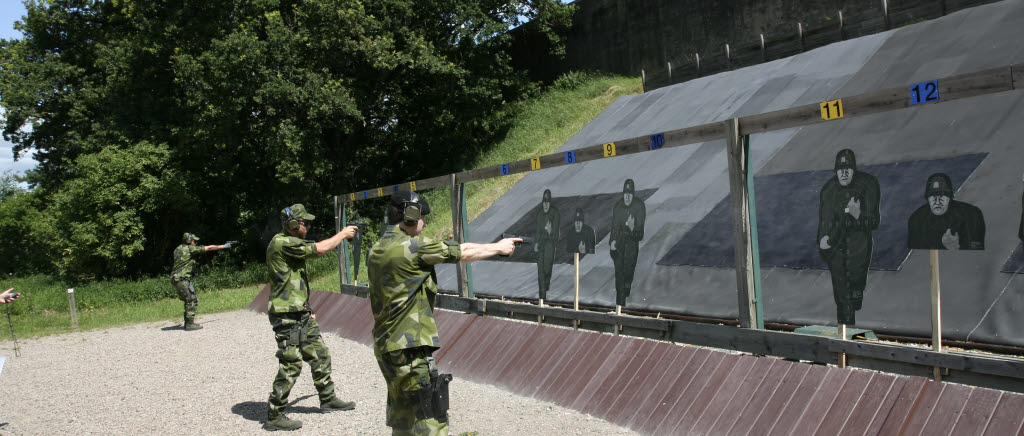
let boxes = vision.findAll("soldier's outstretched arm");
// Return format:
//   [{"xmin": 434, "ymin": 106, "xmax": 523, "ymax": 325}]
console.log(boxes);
[
  {"xmin": 460, "ymin": 239, "xmax": 520, "ymax": 262},
  {"xmin": 315, "ymin": 225, "xmax": 358, "ymax": 255}
]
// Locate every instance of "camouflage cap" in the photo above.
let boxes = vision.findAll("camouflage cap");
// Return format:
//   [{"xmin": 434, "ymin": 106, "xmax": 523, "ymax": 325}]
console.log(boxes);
[
  {"xmin": 182, "ymin": 232, "xmax": 200, "ymax": 244},
  {"xmin": 574, "ymin": 207, "xmax": 585, "ymax": 222},
  {"xmin": 281, "ymin": 204, "xmax": 316, "ymax": 228},
  {"xmin": 623, "ymin": 178, "xmax": 636, "ymax": 194},
  {"xmin": 542, "ymin": 189, "xmax": 552, "ymax": 202},
  {"xmin": 924, "ymin": 173, "xmax": 954, "ymax": 199},
  {"xmin": 834, "ymin": 149, "xmax": 857, "ymax": 171}
]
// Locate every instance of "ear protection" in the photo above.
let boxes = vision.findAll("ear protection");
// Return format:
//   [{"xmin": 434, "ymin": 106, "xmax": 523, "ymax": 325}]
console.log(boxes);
[
  {"xmin": 284, "ymin": 207, "xmax": 300, "ymax": 231},
  {"xmin": 402, "ymin": 202, "xmax": 422, "ymax": 227}
]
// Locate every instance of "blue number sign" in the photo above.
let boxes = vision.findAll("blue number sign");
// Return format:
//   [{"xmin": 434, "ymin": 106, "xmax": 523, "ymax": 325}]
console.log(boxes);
[
  {"xmin": 565, "ymin": 151, "xmax": 576, "ymax": 164},
  {"xmin": 650, "ymin": 133, "xmax": 665, "ymax": 150},
  {"xmin": 500, "ymin": 164, "xmax": 510, "ymax": 175},
  {"xmin": 362, "ymin": 191, "xmax": 368, "ymax": 199},
  {"xmin": 910, "ymin": 80, "xmax": 940, "ymax": 105}
]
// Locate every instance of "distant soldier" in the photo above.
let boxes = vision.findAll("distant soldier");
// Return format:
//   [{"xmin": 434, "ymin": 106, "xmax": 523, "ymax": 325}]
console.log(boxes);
[
  {"xmin": 171, "ymin": 233, "xmax": 231, "ymax": 331},
  {"xmin": 368, "ymin": 191, "xmax": 518, "ymax": 435},
  {"xmin": 534, "ymin": 189, "xmax": 560, "ymax": 300},
  {"xmin": 610, "ymin": 179, "xmax": 645, "ymax": 306},
  {"xmin": 263, "ymin": 204, "xmax": 360, "ymax": 431},
  {"xmin": 817, "ymin": 149, "xmax": 880, "ymax": 326},
  {"xmin": 908, "ymin": 173, "xmax": 985, "ymax": 250},
  {"xmin": 566, "ymin": 208, "xmax": 596, "ymax": 255}
]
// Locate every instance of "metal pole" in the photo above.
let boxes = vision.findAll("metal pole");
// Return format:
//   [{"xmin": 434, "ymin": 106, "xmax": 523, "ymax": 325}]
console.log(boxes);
[
  {"xmin": 930, "ymin": 249, "xmax": 943, "ymax": 381},
  {"xmin": 67, "ymin": 288, "xmax": 78, "ymax": 330}
]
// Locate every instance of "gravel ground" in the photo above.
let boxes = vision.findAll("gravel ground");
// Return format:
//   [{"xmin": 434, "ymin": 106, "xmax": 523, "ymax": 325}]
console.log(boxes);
[{"xmin": 0, "ymin": 310, "xmax": 638, "ymax": 435}]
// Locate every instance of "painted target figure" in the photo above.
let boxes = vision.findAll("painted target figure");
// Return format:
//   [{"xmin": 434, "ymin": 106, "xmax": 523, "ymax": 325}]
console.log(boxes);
[
  {"xmin": 566, "ymin": 208, "xmax": 596, "ymax": 255},
  {"xmin": 907, "ymin": 172, "xmax": 985, "ymax": 250},
  {"xmin": 610, "ymin": 179, "xmax": 646, "ymax": 306},
  {"xmin": 817, "ymin": 149, "xmax": 880, "ymax": 326},
  {"xmin": 534, "ymin": 189, "xmax": 560, "ymax": 300}
]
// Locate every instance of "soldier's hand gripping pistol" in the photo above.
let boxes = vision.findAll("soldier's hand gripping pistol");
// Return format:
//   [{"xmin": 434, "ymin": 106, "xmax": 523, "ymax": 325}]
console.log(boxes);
[{"xmin": 499, "ymin": 233, "xmax": 533, "ymax": 257}]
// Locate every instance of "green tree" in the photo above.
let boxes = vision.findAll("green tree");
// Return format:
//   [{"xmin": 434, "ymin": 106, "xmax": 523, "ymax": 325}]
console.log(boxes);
[{"xmin": 0, "ymin": 0, "xmax": 573, "ymax": 278}]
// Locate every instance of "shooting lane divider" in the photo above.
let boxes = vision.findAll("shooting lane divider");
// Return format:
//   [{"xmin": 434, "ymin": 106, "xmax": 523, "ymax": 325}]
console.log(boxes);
[{"xmin": 338, "ymin": 64, "xmax": 1024, "ymax": 205}]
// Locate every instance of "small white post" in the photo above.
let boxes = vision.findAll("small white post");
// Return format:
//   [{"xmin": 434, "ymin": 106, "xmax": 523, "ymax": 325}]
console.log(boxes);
[
  {"xmin": 67, "ymin": 288, "xmax": 78, "ymax": 330},
  {"xmin": 574, "ymin": 252, "xmax": 580, "ymax": 330},
  {"xmin": 838, "ymin": 323, "xmax": 847, "ymax": 368},
  {"xmin": 930, "ymin": 250, "xmax": 943, "ymax": 381}
]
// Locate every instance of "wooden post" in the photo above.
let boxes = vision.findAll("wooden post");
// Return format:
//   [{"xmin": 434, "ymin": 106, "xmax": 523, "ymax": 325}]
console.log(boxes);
[
  {"xmin": 641, "ymin": 69, "xmax": 647, "ymax": 92},
  {"xmin": 744, "ymin": 135, "xmax": 764, "ymax": 329},
  {"xmin": 667, "ymin": 62, "xmax": 672, "ymax": 84},
  {"xmin": 725, "ymin": 118, "xmax": 758, "ymax": 329},
  {"xmin": 881, "ymin": 0, "xmax": 891, "ymax": 30},
  {"xmin": 460, "ymin": 185, "xmax": 474, "ymax": 298},
  {"xmin": 335, "ymin": 196, "xmax": 349, "ymax": 287},
  {"xmin": 67, "ymin": 288, "xmax": 78, "ymax": 330},
  {"xmin": 940, "ymin": 0, "xmax": 947, "ymax": 16},
  {"xmin": 574, "ymin": 252, "xmax": 580, "ymax": 330},
  {"xmin": 759, "ymin": 34, "xmax": 766, "ymax": 62},
  {"xmin": 538, "ymin": 299, "xmax": 544, "ymax": 324},
  {"xmin": 450, "ymin": 175, "xmax": 470, "ymax": 297},
  {"xmin": 615, "ymin": 305, "xmax": 622, "ymax": 335},
  {"xmin": 695, "ymin": 53, "xmax": 701, "ymax": 75},
  {"xmin": 838, "ymin": 10, "xmax": 845, "ymax": 41},
  {"xmin": 838, "ymin": 323, "xmax": 847, "ymax": 368},
  {"xmin": 798, "ymin": 22, "xmax": 805, "ymax": 52},
  {"xmin": 930, "ymin": 249, "xmax": 943, "ymax": 381}
]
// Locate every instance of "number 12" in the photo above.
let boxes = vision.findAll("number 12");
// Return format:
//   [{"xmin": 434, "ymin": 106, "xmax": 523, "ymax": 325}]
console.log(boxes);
[{"xmin": 910, "ymin": 80, "xmax": 939, "ymax": 105}]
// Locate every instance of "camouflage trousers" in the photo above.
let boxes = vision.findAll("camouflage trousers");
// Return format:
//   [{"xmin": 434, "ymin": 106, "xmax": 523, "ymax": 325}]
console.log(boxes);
[
  {"xmin": 375, "ymin": 345, "xmax": 449, "ymax": 436},
  {"xmin": 267, "ymin": 311, "xmax": 337, "ymax": 420},
  {"xmin": 172, "ymin": 277, "xmax": 198, "ymax": 325}
]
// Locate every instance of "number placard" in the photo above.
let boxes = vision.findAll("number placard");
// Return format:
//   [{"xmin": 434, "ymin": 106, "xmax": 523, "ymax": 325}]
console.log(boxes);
[
  {"xmin": 393, "ymin": 185, "xmax": 399, "ymax": 192},
  {"xmin": 377, "ymin": 187, "xmax": 383, "ymax": 196},
  {"xmin": 820, "ymin": 99, "xmax": 844, "ymax": 120},
  {"xmin": 500, "ymin": 164, "xmax": 510, "ymax": 175},
  {"xmin": 565, "ymin": 151, "xmax": 576, "ymax": 164},
  {"xmin": 349, "ymin": 193, "xmax": 356, "ymax": 201},
  {"xmin": 910, "ymin": 80, "xmax": 940, "ymax": 105},
  {"xmin": 650, "ymin": 133, "xmax": 665, "ymax": 150},
  {"xmin": 362, "ymin": 191, "xmax": 368, "ymax": 199},
  {"xmin": 530, "ymin": 158, "xmax": 541, "ymax": 170},
  {"xmin": 410, "ymin": 181, "xmax": 416, "ymax": 190},
  {"xmin": 603, "ymin": 142, "xmax": 617, "ymax": 157}
]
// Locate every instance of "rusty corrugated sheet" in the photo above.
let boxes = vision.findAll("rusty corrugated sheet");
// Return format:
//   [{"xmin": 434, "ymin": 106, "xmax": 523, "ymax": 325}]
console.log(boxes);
[{"xmin": 248, "ymin": 291, "xmax": 1024, "ymax": 435}]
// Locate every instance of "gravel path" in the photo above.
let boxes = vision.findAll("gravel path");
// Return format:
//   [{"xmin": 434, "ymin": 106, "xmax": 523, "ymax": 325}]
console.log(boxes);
[{"xmin": 0, "ymin": 310, "xmax": 638, "ymax": 435}]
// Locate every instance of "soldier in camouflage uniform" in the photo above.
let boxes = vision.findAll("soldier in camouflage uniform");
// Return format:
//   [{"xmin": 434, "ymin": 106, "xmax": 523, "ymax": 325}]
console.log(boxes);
[
  {"xmin": 367, "ymin": 191, "xmax": 518, "ymax": 435},
  {"xmin": 264, "ymin": 204, "xmax": 360, "ymax": 432},
  {"xmin": 171, "ymin": 233, "xmax": 231, "ymax": 331}
]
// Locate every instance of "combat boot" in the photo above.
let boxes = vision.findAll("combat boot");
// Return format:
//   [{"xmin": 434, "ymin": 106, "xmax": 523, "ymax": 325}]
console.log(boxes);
[
  {"xmin": 263, "ymin": 415, "xmax": 302, "ymax": 431},
  {"xmin": 184, "ymin": 323, "xmax": 203, "ymax": 331},
  {"xmin": 320, "ymin": 397, "xmax": 356, "ymax": 413}
]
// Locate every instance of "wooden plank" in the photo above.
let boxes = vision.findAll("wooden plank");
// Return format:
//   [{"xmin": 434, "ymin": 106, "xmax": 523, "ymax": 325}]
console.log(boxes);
[
  {"xmin": 482, "ymin": 299, "xmax": 671, "ymax": 331},
  {"xmin": 706, "ymin": 357, "xmax": 779, "ymax": 432},
  {"xmin": 650, "ymin": 351, "xmax": 728, "ymax": 435},
  {"xmin": 980, "ymin": 392, "xmax": 1024, "ymax": 436},
  {"xmin": 787, "ymin": 368, "xmax": 851, "ymax": 435},
  {"xmin": 812, "ymin": 370, "xmax": 875, "ymax": 436},
  {"xmin": 665, "ymin": 353, "xmax": 742, "ymax": 435},
  {"xmin": 621, "ymin": 346, "xmax": 691, "ymax": 429},
  {"xmin": 766, "ymin": 364, "xmax": 831, "ymax": 436},
  {"xmin": 544, "ymin": 333, "xmax": 617, "ymax": 404},
  {"xmin": 919, "ymin": 382, "xmax": 974, "ymax": 436},
  {"xmin": 830, "ymin": 340, "xmax": 1024, "ymax": 379},
  {"xmin": 862, "ymin": 376, "xmax": 909, "ymax": 436},
  {"xmin": 506, "ymin": 327, "xmax": 574, "ymax": 395},
  {"xmin": 725, "ymin": 117, "xmax": 757, "ymax": 328},
  {"xmin": 723, "ymin": 359, "xmax": 797, "ymax": 434},
  {"xmin": 601, "ymin": 341, "xmax": 674, "ymax": 423},
  {"xmin": 634, "ymin": 347, "xmax": 712, "ymax": 434},
  {"xmin": 742, "ymin": 363, "xmax": 812, "ymax": 434},
  {"xmin": 834, "ymin": 373, "xmax": 898, "ymax": 435},
  {"xmin": 876, "ymin": 376, "xmax": 929, "ymax": 435},
  {"xmin": 892, "ymin": 380, "xmax": 946, "ymax": 435},
  {"xmin": 1013, "ymin": 64, "xmax": 1024, "ymax": 90},
  {"xmin": 573, "ymin": 338, "xmax": 650, "ymax": 415},
  {"xmin": 949, "ymin": 388, "xmax": 1003, "ymax": 436},
  {"xmin": 687, "ymin": 355, "xmax": 759, "ymax": 435}
]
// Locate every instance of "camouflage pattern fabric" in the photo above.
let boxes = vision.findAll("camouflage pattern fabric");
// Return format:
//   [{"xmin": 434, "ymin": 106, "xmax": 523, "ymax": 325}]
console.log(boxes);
[
  {"xmin": 267, "ymin": 311, "xmax": 337, "ymax": 420},
  {"xmin": 375, "ymin": 346, "xmax": 449, "ymax": 436},
  {"xmin": 172, "ymin": 278, "xmax": 198, "ymax": 325},
  {"xmin": 171, "ymin": 244, "xmax": 205, "ymax": 279},
  {"xmin": 266, "ymin": 232, "xmax": 317, "ymax": 313},
  {"xmin": 367, "ymin": 227, "xmax": 461, "ymax": 354}
]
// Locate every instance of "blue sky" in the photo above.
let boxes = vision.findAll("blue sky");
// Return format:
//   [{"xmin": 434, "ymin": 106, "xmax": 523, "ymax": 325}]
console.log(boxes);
[{"xmin": 1, "ymin": 1, "xmax": 31, "ymax": 177}]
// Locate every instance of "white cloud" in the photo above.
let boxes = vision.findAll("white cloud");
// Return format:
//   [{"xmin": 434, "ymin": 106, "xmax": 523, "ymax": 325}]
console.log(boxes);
[{"xmin": 1, "ymin": 135, "xmax": 37, "ymax": 175}]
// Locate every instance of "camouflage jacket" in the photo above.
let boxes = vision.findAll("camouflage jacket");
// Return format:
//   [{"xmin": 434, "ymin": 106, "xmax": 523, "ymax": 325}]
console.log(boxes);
[
  {"xmin": 367, "ymin": 226, "xmax": 461, "ymax": 354},
  {"xmin": 172, "ymin": 244, "xmax": 205, "ymax": 280},
  {"xmin": 266, "ymin": 232, "xmax": 318, "ymax": 313}
]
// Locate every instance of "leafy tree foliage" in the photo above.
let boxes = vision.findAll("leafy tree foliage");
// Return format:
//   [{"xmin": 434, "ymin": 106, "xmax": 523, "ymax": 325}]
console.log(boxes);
[{"xmin": 0, "ymin": 0, "xmax": 572, "ymax": 278}]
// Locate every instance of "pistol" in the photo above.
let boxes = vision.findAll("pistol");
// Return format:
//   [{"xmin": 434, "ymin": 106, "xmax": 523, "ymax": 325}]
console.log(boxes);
[{"xmin": 501, "ymin": 233, "xmax": 534, "ymax": 247}]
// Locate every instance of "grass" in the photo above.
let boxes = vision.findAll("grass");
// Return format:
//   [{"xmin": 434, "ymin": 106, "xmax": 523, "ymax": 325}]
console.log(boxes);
[{"xmin": 421, "ymin": 73, "xmax": 642, "ymax": 242}]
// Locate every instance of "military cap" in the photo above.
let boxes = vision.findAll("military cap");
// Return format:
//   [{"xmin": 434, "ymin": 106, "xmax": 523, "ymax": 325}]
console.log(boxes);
[
  {"xmin": 281, "ymin": 204, "xmax": 315, "ymax": 222},
  {"xmin": 834, "ymin": 149, "xmax": 857, "ymax": 171},
  {"xmin": 542, "ymin": 189, "xmax": 552, "ymax": 202},
  {"xmin": 924, "ymin": 173, "xmax": 954, "ymax": 198},
  {"xmin": 182, "ymin": 232, "xmax": 200, "ymax": 244},
  {"xmin": 574, "ymin": 208, "xmax": 585, "ymax": 222},
  {"xmin": 391, "ymin": 190, "xmax": 430, "ymax": 216},
  {"xmin": 623, "ymin": 178, "xmax": 636, "ymax": 194}
]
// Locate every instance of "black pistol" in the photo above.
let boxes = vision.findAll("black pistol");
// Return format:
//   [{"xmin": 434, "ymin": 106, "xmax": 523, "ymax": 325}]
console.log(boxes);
[{"xmin": 500, "ymin": 233, "xmax": 533, "ymax": 256}]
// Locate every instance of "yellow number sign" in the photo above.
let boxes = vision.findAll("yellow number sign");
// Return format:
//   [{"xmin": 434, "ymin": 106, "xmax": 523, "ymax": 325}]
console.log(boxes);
[
  {"xmin": 820, "ymin": 99, "xmax": 844, "ymax": 120},
  {"xmin": 349, "ymin": 193, "xmax": 356, "ymax": 201},
  {"xmin": 410, "ymin": 181, "xmax": 416, "ymax": 190},
  {"xmin": 377, "ymin": 187, "xmax": 383, "ymax": 196},
  {"xmin": 530, "ymin": 158, "xmax": 541, "ymax": 170},
  {"xmin": 603, "ymin": 142, "xmax": 617, "ymax": 157}
]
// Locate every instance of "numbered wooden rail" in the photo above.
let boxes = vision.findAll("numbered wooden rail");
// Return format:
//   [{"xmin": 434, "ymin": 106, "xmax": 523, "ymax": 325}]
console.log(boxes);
[{"xmin": 339, "ymin": 64, "xmax": 1024, "ymax": 203}]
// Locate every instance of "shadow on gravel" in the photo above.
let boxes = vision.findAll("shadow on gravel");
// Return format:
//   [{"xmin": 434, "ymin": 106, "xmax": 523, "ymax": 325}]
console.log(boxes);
[
  {"xmin": 160, "ymin": 325, "xmax": 183, "ymax": 331},
  {"xmin": 232, "ymin": 395, "xmax": 317, "ymax": 422}
]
